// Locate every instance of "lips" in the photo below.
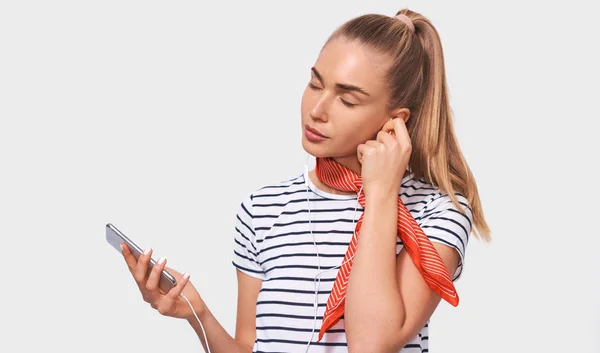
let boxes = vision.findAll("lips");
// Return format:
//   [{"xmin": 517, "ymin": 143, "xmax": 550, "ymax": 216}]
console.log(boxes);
[{"xmin": 305, "ymin": 125, "xmax": 327, "ymax": 138}]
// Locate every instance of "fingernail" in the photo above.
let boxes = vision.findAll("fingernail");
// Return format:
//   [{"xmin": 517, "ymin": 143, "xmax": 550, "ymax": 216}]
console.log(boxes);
[
  {"xmin": 157, "ymin": 257, "xmax": 166, "ymax": 265},
  {"xmin": 183, "ymin": 273, "xmax": 190, "ymax": 280},
  {"xmin": 143, "ymin": 248, "xmax": 151, "ymax": 255}
]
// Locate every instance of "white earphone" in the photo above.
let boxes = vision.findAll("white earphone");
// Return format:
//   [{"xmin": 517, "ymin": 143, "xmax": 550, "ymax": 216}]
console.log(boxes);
[{"xmin": 302, "ymin": 153, "xmax": 362, "ymax": 352}]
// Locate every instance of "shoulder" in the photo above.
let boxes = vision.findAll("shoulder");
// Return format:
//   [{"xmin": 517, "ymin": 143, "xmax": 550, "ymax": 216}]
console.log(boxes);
[
  {"xmin": 233, "ymin": 174, "xmax": 307, "ymax": 248},
  {"xmin": 402, "ymin": 175, "xmax": 471, "ymax": 219},
  {"xmin": 236, "ymin": 173, "xmax": 307, "ymax": 213},
  {"xmin": 250, "ymin": 174, "xmax": 306, "ymax": 200},
  {"xmin": 404, "ymin": 176, "xmax": 473, "ymax": 280}
]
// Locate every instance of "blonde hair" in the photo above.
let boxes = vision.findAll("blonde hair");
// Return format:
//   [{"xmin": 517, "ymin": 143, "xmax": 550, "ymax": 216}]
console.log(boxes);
[{"xmin": 327, "ymin": 9, "xmax": 491, "ymax": 242}]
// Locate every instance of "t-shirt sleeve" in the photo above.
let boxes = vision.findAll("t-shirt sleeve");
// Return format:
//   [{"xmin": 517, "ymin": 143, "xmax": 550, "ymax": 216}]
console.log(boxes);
[
  {"xmin": 419, "ymin": 193, "xmax": 473, "ymax": 281},
  {"xmin": 231, "ymin": 193, "xmax": 266, "ymax": 280}
]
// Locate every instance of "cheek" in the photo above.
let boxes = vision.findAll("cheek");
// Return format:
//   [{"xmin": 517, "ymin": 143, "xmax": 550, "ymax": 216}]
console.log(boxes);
[{"xmin": 334, "ymin": 109, "xmax": 383, "ymax": 143}]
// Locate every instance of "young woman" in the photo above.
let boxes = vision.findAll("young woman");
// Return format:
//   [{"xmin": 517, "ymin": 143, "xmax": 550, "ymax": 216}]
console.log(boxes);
[{"xmin": 120, "ymin": 8, "xmax": 491, "ymax": 353}]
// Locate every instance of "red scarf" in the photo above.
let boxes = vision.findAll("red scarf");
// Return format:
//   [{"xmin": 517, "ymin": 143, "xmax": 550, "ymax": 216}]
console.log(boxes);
[{"xmin": 314, "ymin": 157, "xmax": 458, "ymax": 341}]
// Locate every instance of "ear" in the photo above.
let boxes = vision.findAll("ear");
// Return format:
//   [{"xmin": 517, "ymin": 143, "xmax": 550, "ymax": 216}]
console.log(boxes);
[{"xmin": 390, "ymin": 107, "xmax": 410, "ymax": 123}]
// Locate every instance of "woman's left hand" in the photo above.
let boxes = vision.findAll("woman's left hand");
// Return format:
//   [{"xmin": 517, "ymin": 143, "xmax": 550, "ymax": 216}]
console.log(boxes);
[{"xmin": 357, "ymin": 118, "xmax": 412, "ymax": 197}]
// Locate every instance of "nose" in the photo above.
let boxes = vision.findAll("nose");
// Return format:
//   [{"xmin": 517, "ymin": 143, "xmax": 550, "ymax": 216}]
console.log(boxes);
[{"xmin": 309, "ymin": 93, "xmax": 330, "ymax": 123}]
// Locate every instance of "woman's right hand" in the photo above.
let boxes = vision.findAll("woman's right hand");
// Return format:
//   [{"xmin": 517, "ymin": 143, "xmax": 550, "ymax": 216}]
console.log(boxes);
[{"xmin": 121, "ymin": 243, "xmax": 206, "ymax": 320}]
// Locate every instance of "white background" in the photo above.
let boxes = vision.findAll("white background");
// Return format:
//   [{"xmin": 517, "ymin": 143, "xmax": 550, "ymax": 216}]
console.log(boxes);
[{"xmin": 1, "ymin": 1, "xmax": 599, "ymax": 352}]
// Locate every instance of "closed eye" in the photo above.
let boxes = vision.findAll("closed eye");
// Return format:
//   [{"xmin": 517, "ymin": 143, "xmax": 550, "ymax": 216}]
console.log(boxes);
[
  {"xmin": 340, "ymin": 98, "xmax": 356, "ymax": 108},
  {"xmin": 309, "ymin": 81, "xmax": 357, "ymax": 108}
]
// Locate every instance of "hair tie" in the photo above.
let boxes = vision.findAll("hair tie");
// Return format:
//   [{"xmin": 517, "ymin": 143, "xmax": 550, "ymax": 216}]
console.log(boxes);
[{"xmin": 395, "ymin": 14, "xmax": 415, "ymax": 33}]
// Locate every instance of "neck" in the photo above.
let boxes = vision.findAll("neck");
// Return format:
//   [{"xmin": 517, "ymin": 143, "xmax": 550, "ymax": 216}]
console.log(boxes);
[
  {"xmin": 307, "ymin": 155, "xmax": 361, "ymax": 196},
  {"xmin": 308, "ymin": 155, "xmax": 412, "ymax": 196},
  {"xmin": 332, "ymin": 155, "xmax": 362, "ymax": 175}
]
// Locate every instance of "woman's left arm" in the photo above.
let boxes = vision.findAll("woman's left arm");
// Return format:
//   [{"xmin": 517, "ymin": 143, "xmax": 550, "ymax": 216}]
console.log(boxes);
[{"xmin": 344, "ymin": 191, "xmax": 461, "ymax": 353}]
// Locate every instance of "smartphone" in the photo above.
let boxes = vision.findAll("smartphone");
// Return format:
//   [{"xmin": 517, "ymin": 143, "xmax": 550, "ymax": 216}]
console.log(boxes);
[{"xmin": 105, "ymin": 223, "xmax": 177, "ymax": 293}]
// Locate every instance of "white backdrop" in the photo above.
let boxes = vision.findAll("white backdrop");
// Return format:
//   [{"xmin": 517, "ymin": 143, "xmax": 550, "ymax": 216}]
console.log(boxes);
[{"xmin": 1, "ymin": 1, "xmax": 599, "ymax": 352}]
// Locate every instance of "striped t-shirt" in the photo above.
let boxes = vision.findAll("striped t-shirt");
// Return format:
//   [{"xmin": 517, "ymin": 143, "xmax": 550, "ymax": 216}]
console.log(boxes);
[{"xmin": 232, "ymin": 170, "xmax": 473, "ymax": 353}]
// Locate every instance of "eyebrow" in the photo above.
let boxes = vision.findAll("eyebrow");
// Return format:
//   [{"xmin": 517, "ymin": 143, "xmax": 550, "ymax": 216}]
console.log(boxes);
[{"xmin": 311, "ymin": 67, "xmax": 370, "ymax": 97}]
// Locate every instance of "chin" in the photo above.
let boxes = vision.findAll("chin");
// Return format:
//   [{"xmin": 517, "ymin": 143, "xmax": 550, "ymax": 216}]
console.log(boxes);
[
  {"xmin": 301, "ymin": 136, "xmax": 349, "ymax": 159},
  {"xmin": 301, "ymin": 137, "xmax": 328, "ymax": 158}
]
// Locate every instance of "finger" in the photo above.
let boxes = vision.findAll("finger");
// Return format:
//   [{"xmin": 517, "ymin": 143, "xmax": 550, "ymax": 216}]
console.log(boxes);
[
  {"xmin": 121, "ymin": 242, "xmax": 138, "ymax": 272},
  {"xmin": 381, "ymin": 119, "xmax": 397, "ymax": 136},
  {"xmin": 364, "ymin": 140, "xmax": 381, "ymax": 149},
  {"xmin": 156, "ymin": 267, "xmax": 179, "ymax": 296},
  {"xmin": 146, "ymin": 256, "xmax": 167, "ymax": 293},
  {"xmin": 382, "ymin": 118, "xmax": 411, "ymax": 149},
  {"xmin": 159, "ymin": 272, "xmax": 191, "ymax": 313},
  {"xmin": 134, "ymin": 247, "xmax": 152, "ymax": 283},
  {"xmin": 376, "ymin": 129, "xmax": 396, "ymax": 147},
  {"xmin": 170, "ymin": 272, "xmax": 190, "ymax": 301},
  {"xmin": 391, "ymin": 118, "xmax": 411, "ymax": 149},
  {"xmin": 356, "ymin": 143, "xmax": 374, "ymax": 164}
]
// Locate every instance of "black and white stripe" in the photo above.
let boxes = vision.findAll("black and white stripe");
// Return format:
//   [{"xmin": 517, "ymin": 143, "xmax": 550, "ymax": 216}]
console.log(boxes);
[{"xmin": 232, "ymin": 172, "xmax": 472, "ymax": 353}]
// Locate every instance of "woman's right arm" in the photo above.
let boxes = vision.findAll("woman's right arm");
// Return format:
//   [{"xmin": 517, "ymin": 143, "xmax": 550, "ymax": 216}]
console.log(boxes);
[
  {"xmin": 121, "ymin": 244, "xmax": 261, "ymax": 353},
  {"xmin": 187, "ymin": 269, "xmax": 261, "ymax": 353}
]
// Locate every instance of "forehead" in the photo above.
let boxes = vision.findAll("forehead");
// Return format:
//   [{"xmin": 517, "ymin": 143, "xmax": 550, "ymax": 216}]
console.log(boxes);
[{"xmin": 314, "ymin": 37, "xmax": 392, "ymax": 93}]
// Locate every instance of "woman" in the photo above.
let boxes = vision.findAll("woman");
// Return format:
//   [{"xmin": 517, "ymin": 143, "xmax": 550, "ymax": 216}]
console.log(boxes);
[{"xmin": 120, "ymin": 8, "xmax": 491, "ymax": 353}]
